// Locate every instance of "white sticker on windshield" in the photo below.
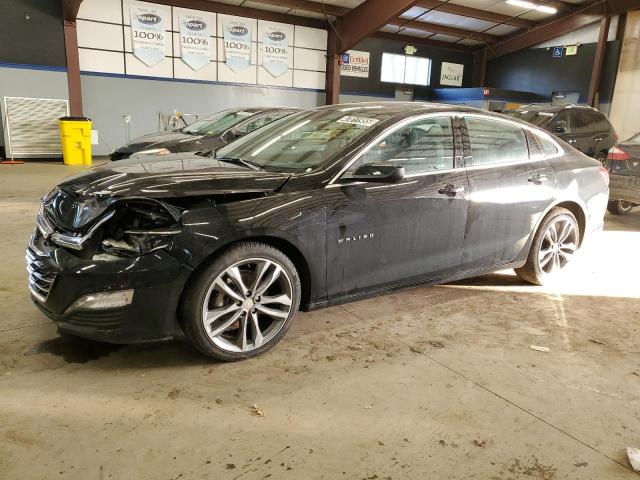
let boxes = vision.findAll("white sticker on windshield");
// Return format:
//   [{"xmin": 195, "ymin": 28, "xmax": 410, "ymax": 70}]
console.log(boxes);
[
  {"xmin": 538, "ymin": 112, "xmax": 554, "ymax": 117},
  {"xmin": 236, "ymin": 111, "xmax": 254, "ymax": 116},
  {"xmin": 336, "ymin": 115, "xmax": 380, "ymax": 127}
]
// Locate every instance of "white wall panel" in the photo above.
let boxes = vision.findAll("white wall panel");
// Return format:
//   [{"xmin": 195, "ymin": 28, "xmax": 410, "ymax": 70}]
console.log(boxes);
[
  {"xmin": 293, "ymin": 69, "xmax": 325, "ymax": 90},
  {"xmin": 77, "ymin": 20, "xmax": 123, "ymax": 52},
  {"xmin": 293, "ymin": 47, "xmax": 326, "ymax": 72},
  {"xmin": 257, "ymin": 67, "xmax": 293, "ymax": 87},
  {"xmin": 218, "ymin": 62, "xmax": 257, "ymax": 84},
  {"xmin": 77, "ymin": 0, "xmax": 123, "ymax": 24},
  {"xmin": 174, "ymin": 59, "xmax": 217, "ymax": 81},
  {"xmin": 217, "ymin": 14, "xmax": 258, "ymax": 41},
  {"xmin": 125, "ymin": 54, "xmax": 173, "ymax": 77},
  {"xmin": 294, "ymin": 26, "xmax": 327, "ymax": 49},
  {"xmin": 74, "ymin": 3, "xmax": 325, "ymax": 91},
  {"xmin": 79, "ymin": 49, "xmax": 125, "ymax": 74}
]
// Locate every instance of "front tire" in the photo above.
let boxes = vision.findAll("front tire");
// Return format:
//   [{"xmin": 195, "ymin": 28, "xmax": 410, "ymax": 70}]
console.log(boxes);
[
  {"xmin": 180, "ymin": 242, "xmax": 301, "ymax": 361},
  {"xmin": 607, "ymin": 200, "xmax": 634, "ymax": 215},
  {"xmin": 516, "ymin": 208, "xmax": 579, "ymax": 285}
]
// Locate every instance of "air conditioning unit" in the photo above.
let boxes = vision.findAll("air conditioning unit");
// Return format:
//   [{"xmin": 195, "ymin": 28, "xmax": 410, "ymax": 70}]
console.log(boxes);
[{"xmin": 2, "ymin": 96, "xmax": 69, "ymax": 159}]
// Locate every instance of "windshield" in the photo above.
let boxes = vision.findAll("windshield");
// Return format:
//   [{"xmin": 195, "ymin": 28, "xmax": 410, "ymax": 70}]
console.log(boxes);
[
  {"xmin": 630, "ymin": 133, "xmax": 640, "ymax": 144},
  {"xmin": 215, "ymin": 108, "xmax": 394, "ymax": 172},
  {"xmin": 503, "ymin": 110, "xmax": 555, "ymax": 127},
  {"xmin": 183, "ymin": 109, "xmax": 256, "ymax": 135}
]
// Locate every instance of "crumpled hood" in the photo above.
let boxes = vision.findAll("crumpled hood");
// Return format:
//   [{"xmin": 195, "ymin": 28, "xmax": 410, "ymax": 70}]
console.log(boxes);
[
  {"xmin": 43, "ymin": 153, "xmax": 289, "ymax": 231},
  {"xmin": 113, "ymin": 131, "xmax": 223, "ymax": 154}
]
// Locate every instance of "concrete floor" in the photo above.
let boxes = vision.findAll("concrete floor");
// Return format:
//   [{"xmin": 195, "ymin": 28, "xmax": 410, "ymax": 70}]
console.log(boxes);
[{"xmin": 1, "ymin": 161, "xmax": 639, "ymax": 480}]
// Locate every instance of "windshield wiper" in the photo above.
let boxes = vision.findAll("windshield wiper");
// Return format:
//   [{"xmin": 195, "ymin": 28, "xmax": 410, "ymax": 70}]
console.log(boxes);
[{"xmin": 215, "ymin": 156, "xmax": 262, "ymax": 171}]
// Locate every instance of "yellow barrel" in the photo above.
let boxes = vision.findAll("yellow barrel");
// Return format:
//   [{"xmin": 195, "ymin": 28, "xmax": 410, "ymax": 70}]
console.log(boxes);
[{"xmin": 59, "ymin": 117, "xmax": 92, "ymax": 165}]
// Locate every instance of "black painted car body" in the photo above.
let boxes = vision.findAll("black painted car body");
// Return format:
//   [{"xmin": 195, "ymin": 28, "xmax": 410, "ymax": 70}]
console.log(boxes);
[
  {"xmin": 109, "ymin": 107, "xmax": 298, "ymax": 160},
  {"xmin": 504, "ymin": 104, "xmax": 617, "ymax": 161},
  {"xmin": 28, "ymin": 103, "xmax": 609, "ymax": 352},
  {"xmin": 605, "ymin": 133, "xmax": 640, "ymax": 214}
]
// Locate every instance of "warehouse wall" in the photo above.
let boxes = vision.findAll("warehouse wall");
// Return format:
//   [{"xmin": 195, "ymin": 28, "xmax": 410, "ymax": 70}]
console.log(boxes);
[
  {"xmin": 610, "ymin": 10, "xmax": 640, "ymax": 140},
  {"xmin": 76, "ymin": 0, "xmax": 328, "ymax": 155},
  {"xmin": 485, "ymin": 20, "xmax": 621, "ymax": 113},
  {"xmin": 339, "ymin": 36, "xmax": 475, "ymax": 100},
  {"xmin": 0, "ymin": 0, "xmax": 68, "ymax": 153},
  {"xmin": 0, "ymin": 0, "xmax": 66, "ymax": 67},
  {"xmin": 81, "ymin": 74, "xmax": 323, "ymax": 155}
]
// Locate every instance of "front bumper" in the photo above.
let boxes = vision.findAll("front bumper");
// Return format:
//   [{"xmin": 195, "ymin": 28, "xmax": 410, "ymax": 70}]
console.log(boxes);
[{"xmin": 27, "ymin": 231, "xmax": 193, "ymax": 343}]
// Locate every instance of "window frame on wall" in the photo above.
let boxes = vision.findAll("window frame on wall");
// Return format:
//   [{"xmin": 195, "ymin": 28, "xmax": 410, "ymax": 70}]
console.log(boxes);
[{"xmin": 380, "ymin": 52, "xmax": 432, "ymax": 87}]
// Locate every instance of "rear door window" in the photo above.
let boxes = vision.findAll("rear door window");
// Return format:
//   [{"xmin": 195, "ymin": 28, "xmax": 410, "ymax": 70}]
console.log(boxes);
[
  {"xmin": 571, "ymin": 111, "xmax": 594, "ymax": 134},
  {"xmin": 465, "ymin": 117, "xmax": 529, "ymax": 165},
  {"xmin": 549, "ymin": 111, "xmax": 572, "ymax": 133}
]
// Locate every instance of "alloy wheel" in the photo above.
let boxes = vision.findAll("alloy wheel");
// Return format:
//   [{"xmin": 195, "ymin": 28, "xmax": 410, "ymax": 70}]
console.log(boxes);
[
  {"xmin": 538, "ymin": 216, "xmax": 578, "ymax": 274},
  {"xmin": 201, "ymin": 257, "xmax": 293, "ymax": 353}
]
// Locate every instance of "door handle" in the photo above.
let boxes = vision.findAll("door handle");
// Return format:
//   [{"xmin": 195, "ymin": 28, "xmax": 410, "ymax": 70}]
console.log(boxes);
[
  {"xmin": 528, "ymin": 173, "xmax": 550, "ymax": 185},
  {"xmin": 594, "ymin": 137, "xmax": 604, "ymax": 142},
  {"xmin": 438, "ymin": 184, "xmax": 465, "ymax": 197}
]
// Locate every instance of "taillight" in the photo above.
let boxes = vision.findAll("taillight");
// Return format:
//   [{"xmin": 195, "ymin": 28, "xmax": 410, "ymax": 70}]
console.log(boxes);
[
  {"xmin": 598, "ymin": 166, "xmax": 610, "ymax": 186},
  {"xmin": 607, "ymin": 146, "xmax": 629, "ymax": 161}
]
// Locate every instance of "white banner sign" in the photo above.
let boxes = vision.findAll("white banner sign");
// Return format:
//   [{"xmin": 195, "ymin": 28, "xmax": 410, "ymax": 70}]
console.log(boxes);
[
  {"xmin": 440, "ymin": 62, "xmax": 464, "ymax": 86},
  {"xmin": 340, "ymin": 50, "xmax": 370, "ymax": 78},
  {"xmin": 223, "ymin": 18, "xmax": 252, "ymax": 72},
  {"xmin": 261, "ymin": 23, "xmax": 289, "ymax": 77},
  {"xmin": 129, "ymin": 1, "xmax": 166, "ymax": 67},
  {"xmin": 179, "ymin": 12, "xmax": 212, "ymax": 71}
]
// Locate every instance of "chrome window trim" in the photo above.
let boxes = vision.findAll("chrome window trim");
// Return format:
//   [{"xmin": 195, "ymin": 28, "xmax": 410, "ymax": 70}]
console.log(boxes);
[
  {"xmin": 327, "ymin": 112, "xmax": 460, "ymax": 186},
  {"xmin": 325, "ymin": 167, "xmax": 461, "ymax": 189}
]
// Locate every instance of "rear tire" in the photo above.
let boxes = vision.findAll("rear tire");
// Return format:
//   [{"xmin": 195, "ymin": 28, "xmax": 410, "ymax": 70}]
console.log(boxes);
[
  {"xmin": 607, "ymin": 200, "xmax": 634, "ymax": 215},
  {"xmin": 516, "ymin": 208, "xmax": 579, "ymax": 285},
  {"xmin": 180, "ymin": 242, "xmax": 301, "ymax": 361}
]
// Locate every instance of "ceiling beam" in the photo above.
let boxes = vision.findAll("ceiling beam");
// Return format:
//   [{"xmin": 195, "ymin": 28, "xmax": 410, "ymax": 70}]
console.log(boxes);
[
  {"xmin": 415, "ymin": 0, "xmax": 534, "ymax": 29},
  {"xmin": 150, "ymin": 0, "xmax": 326, "ymax": 29},
  {"xmin": 245, "ymin": 0, "xmax": 349, "ymax": 17},
  {"xmin": 484, "ymin": 0, "xmax": 640, "ymax": 58},
  {"xmin": 389, "ymin": 18, "xmax": 500, "ymax": 43},
  {"xmin": 62, "ymin": 0, "xmax": 83, "ymax": 21},
  {"xmin": 374, "ymin": 31, "xmax": 471, "ymax": 52},
  {"xmin": 337, "ymin": 0, "xmax": 421, "ymax": 52}
]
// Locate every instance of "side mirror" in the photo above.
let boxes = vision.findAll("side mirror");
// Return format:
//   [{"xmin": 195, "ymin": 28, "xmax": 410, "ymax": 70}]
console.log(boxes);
[{"xmin": 352, "ymin": 164, "xmax": 405, "ymax": 183}]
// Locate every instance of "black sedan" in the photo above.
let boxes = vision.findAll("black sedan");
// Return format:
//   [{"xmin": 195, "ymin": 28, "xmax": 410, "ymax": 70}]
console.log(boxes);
[
  {"xmin": 606, "ymin": 133, "xmax": 640, "ymax": 215},
  {"xmin": 109, "ymin": 107, "xmax": 298, "ymax": 160},
  {"xmin": 28, "ymin": 103, "xmax": 608, "ymax": 360}
]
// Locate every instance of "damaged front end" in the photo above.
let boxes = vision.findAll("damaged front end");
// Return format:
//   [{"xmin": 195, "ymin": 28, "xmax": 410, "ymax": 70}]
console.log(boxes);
[{"xmin": 38, "ymin": 196, "xmax": 183, "ymax": 260}]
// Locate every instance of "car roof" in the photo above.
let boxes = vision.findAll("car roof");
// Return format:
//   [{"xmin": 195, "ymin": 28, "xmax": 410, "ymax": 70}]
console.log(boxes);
[
  {"xmin": 313, "ymin": 101, "xmax": 481, "ymax": 116},
  {"xmin": 240, "ymin": 106, "xmax": 301, "ymax": 113},
  {"xmin": 511, "ymin": 103, "xmax": 599, "ymax": 113}
]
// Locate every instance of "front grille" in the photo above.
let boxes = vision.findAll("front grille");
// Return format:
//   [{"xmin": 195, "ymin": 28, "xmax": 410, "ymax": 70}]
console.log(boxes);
[{"xmin": 25, "ymin": 248, "xmax": 56, "ymax": 302}]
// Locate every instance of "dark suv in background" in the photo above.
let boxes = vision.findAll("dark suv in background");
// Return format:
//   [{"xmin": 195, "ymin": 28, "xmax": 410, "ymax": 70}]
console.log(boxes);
[
  {"xmin": 605, "ymin": 133, "xmax": 640, "ymax": 215},
  {"xmin": 504, "ymin": 104, "xmax": 617, "ymax": 163}
]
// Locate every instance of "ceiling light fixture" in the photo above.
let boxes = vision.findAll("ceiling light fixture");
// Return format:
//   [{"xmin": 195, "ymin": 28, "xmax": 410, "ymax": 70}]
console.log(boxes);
[{"xmin": 506, "ymin": 0, "xmax": 557, "ymax": 14}]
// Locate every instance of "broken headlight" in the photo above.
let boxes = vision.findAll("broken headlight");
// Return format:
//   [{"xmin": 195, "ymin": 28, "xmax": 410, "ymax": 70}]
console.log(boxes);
[{"xmin": 99, "ymin": 201, "xmax": 182, "ymax": 257}]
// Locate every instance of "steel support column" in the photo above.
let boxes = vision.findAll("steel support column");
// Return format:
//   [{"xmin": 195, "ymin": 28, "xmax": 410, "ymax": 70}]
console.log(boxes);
[
  {"xmin": 63, "ymin": 20, "xmax": 83, "ymax": 116},
  {"xmin": 325, "ymin": 28, "xmax": 340, "ymax": 105},
  {"xmin": 587, "ymin": 16, "xmax": 611, "ymax": 107}
]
